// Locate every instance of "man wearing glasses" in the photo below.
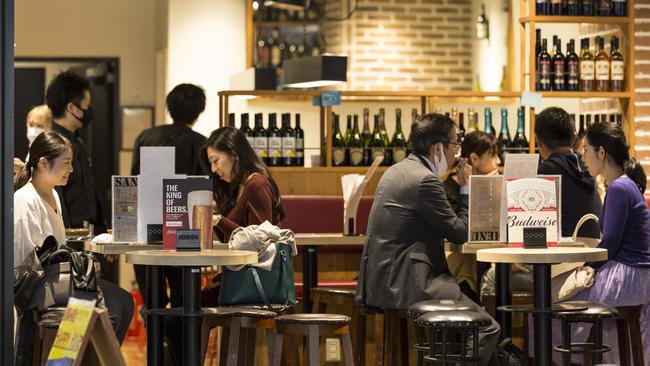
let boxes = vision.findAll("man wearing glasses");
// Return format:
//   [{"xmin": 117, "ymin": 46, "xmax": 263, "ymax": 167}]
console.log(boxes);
[{"xmin": 355, "ymin": 113, "xmax": 500, "ymax": 365}]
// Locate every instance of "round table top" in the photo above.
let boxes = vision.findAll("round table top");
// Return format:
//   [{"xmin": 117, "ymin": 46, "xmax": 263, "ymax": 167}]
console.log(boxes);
[
  {"xmin": 476, "ymin": 247, "xmax": 607, "ymax": 264},
  {"xmin": 125, "ymin": 249, "xmax": 258, "ymax": 266}
]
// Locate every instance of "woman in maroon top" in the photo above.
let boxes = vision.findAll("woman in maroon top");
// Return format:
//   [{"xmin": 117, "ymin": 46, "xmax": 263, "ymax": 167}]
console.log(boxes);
[{"xmin": 201, "ymin": 126, "xmax": 285, "ymax": 241}]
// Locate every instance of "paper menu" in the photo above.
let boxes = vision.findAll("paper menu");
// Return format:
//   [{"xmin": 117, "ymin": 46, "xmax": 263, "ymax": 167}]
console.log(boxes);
[
  {"xmin": 468, "ymin": 176, "xmax": 503, "ymax": 242},
  {"xmin": 112, "ymin": 176, "xmax": 138, "ymax": 243},
  {"xmin": 341, "ymin": 156, "xmax": 383, "ymax": 235},
  {"xmin": 500, "ymin": 153, "xmax": 540, "ymax": 240}
]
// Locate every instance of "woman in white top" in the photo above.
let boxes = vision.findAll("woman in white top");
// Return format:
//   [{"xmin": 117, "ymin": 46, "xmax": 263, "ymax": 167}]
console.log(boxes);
[{"xmin": 13, "ymin": 130, "xmax": 72, "ymax": 267}]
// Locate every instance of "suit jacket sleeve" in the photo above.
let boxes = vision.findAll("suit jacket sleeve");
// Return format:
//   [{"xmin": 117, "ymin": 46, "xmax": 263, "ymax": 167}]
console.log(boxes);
[{"xmin": 416, "ymin": 174, "xmax": 468, "ymax": 244}]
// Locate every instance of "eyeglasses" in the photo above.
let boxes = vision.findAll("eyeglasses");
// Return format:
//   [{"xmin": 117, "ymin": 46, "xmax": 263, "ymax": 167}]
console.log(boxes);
[{"xmin": 448, "ymin": 141, "xmax": 461, "ymax": 150}]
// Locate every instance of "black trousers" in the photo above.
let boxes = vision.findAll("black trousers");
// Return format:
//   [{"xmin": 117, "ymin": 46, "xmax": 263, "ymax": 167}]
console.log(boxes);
[{"xmin": 134, "ymin": 264, "xmax": 183, "ymax": 308}]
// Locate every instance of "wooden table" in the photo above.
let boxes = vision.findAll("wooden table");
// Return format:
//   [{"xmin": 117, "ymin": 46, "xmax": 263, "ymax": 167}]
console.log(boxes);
[
  {"xmin": 126, "ymin": 249, "xmax": 257, "ymax": 366},
  {"xmin": 477, "ymin": 247, "xmax": 607, "ymax": 366},
  {"xmin": 84, "ymin": 241, "xmax": 228, "ymax": 255}
]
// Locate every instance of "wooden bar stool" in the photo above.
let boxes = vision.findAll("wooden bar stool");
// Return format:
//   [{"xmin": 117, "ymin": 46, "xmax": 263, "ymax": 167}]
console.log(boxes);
[
  {"xmin": 616, "ymin": 305, "xmax": 645, "ymax": 366},
  {"xmin": 355, "ymin": 303, "xmax": 384, "ymax": 366},
  {"xmin": 383, "ymin": 308, "xmax": 410, "ymax": 366},
  {"xmin": 272, "ymin": 313, "xmax": 354, "ymax": 366}
]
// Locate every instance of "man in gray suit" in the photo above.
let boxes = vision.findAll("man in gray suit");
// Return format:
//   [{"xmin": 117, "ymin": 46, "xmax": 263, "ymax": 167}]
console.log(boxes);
[{"xmin": 356, "ymin": 113, "xmax": 500, "ymax": 365}]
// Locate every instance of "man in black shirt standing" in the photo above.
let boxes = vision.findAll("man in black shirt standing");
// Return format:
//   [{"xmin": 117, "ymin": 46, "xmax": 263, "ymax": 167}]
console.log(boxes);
[
  {"xmin": 130, "ymin": 84, "xmax": 207, "ymax": 364},
  {"xmin": 46, "ymin": 71, "xmax": 105, "ymax": 232}
]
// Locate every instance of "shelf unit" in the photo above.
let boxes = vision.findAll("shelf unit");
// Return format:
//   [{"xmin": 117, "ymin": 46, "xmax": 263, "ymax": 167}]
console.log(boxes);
[{"xmin": 519, "ymin": 0, "xmax": 636, "ymax": 153}]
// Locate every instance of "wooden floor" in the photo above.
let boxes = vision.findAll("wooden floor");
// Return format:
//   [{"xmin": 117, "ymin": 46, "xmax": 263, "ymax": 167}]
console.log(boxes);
[{"xmin": 121, "ymin": 338, "xmax": 146, "ymax": 366}]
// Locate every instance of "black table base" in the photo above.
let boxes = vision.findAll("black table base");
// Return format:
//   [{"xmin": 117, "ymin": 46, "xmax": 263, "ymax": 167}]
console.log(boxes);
[
  {"xmin": 533, "ymin": 263, "xmax": 552, "ymax": 366},
  {"xmin": 302, "ymin": 245, "xmax": 318, "ymax": 313},
  {"xmin": 182, "ymin": 266, "xmax": 202, "ymax": 366},
  {"xmin": 146, "ymin": 265, "xmax": 164, "ymax": 366},
  {"xmin": 495, "ymin": 263, "xmax": 512, "ymax": 339}
]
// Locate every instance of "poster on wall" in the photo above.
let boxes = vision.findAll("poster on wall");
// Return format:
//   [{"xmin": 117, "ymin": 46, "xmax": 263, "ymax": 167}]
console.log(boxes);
[
  {"xmin": 112, "ymin": 176, "xmax": 138, "ymax": 243},
  {"xmin": 162, "ymin": 177, "xmax": 213, "ymax": 250}
]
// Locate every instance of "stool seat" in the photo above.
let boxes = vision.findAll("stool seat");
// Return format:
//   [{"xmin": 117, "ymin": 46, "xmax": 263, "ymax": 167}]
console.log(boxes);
[
  {"xmin": 311, "ymin": 287, "xmax": 356, "ymax": 298},
  {"xmin": 232, "ymin": 303, "xmax": 295, "ymax": 313},
  {"xmin": 554, "ymin": 301, "xmax": 618, "ymax": 320},
  {"xmin": 407, "ymin": 299, "xmax": 474, "ymax": 318},
  {"xmin": 416, "ymin": 310, "xmax": 491, "ymax": 328},
  {"xmin": 276, "ymin": 313, "xmax": 350, "ymax": 326},
  {"xmin": 222, "ymin": 307, "xmax": 278, "ymax": 319}
]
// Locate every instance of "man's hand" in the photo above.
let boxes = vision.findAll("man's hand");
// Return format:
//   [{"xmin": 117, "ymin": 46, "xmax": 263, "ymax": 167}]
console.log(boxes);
[{"xmin": 455, "ymin": 158, "xmax": 472, "ymax": 186}]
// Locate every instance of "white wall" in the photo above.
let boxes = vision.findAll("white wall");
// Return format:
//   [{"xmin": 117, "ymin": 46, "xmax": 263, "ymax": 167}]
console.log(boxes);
[
  {"xmin": 15, "ymin": 0, "xmax": 156, "ymax": 106},
  {"xmin": 166, "ymin": 0, "xmax": 247, "ymax": 136}
]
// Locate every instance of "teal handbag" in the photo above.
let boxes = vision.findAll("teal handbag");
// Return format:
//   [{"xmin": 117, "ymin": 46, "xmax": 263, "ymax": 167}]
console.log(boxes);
[{"xmin": 218, "ymin": 242, "xmax": 296, "ymax": 308}]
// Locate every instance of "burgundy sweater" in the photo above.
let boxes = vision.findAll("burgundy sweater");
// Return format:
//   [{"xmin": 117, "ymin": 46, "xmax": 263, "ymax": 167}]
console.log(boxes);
[{"xmin": 216, "ymin": 173, "xmax": 276, "ymax": 241}]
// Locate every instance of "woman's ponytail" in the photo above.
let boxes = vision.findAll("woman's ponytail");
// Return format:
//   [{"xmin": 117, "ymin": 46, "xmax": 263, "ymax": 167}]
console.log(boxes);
[
  {"xmin": 624, "ymin": 157, "xmax": 647, "ymax": 194},
  {"xmin": 13, "ymin": 162, "xmax": 33, "ymax": 191}
]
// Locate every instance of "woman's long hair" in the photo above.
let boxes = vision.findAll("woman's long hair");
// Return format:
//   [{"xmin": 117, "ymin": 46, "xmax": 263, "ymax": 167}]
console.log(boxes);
[
  {"xmin": 200, "ymin": 127, "xmax": 285, "ymax": 224},
  {"xmin": 14, "ymin": 131, "xmax": 73, "ymax": 191},
  {"xmin": 586, "ymin": 122, "xmax": 646, "ymax": 193}
]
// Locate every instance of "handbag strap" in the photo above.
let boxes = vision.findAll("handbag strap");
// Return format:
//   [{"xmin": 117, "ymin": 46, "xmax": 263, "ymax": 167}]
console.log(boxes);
[{"xmin": 250, "ymin": 244, "xmax": 292, "ymax": 311}]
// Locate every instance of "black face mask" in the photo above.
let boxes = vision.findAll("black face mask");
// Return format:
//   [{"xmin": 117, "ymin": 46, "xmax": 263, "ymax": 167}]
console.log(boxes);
[{"xmin": 72, "ymin": 103, "xmax": 94, "ymax": 128}]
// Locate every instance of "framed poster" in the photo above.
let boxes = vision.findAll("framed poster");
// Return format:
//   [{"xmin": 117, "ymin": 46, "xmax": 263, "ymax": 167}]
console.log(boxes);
[{"xmin": 121, "ymin": 106, "xmax": 154, "ymax": 150}]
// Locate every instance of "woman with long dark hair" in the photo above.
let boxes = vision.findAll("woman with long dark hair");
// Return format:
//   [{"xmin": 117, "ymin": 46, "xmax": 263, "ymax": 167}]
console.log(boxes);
[
  {"xmin": 549, "ymin": 122, "xmax": 650, "ymax": 364},
  {"xmin": 201, "ymin": 126, "xmax": 285, "ymax": 241}
]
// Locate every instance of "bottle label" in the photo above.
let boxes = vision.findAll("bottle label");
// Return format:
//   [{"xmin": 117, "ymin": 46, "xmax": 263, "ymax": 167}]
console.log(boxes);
[
  {"xmin": 596, "ymin": 60, "xmax": 609, "ymax": 80},
  {"xmin": 255, "ymin": 137, "xmax": 268, "ymax": 158},
  {"xmin": 539, "ymin": 60, "xmax": 551, "ymax": 86},
  {"xmin": 393, "ymin": 149, "xmax": 407, "ymax": 164},
  {"xmin": 553, "ymin": 60, "xmax": 565, "ymax": 88},
  {"xmin": 568, "ymin": 61, "xmax": 579, "ymax": 85},
  {"xmin": 350, "ymin": 148, "xmax": 364, "ymax": 165},
  {"xmin": 611, "ymin": 61, "xmax": 625, "ymax": 81},
  {"xmin": 580, "ymin": 61, "xmax": 595, "ymax": 80},
  {"xmin": 296, "ymin": 137, "xmax": 304, "ymax": 149},
  {"xmin": 281, "ymin": 137, "xmax": 295, "ymax": 158},
  {"xmin": 268, "ymin": 137, "xmax": 282, "ymax": 158},
  {"xmin": 333, "ymin": 148, "xmax": 346, "ymax": 164},
  {"xmin": 371, "ymin": 148, "xmax": 385, "ymax": 162}
]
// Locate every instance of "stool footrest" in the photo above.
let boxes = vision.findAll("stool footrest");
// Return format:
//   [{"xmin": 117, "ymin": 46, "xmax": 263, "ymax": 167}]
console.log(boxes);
[
  {"xmin": 553, "ymin": 342, "xmax": 612, "ymax": 355},
  {"xmin": 498, "ymin": 303, "xmax": 588, "ymax": 314}
]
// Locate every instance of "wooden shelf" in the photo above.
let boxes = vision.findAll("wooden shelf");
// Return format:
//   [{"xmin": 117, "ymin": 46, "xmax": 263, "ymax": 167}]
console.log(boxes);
[
  {"xmin": 256, "ymin": 21, "xmax": 319, "ymax": 28},
  {"xmin": 269, "ymin": 166, "xmax": 388, "ymax": 173},
  {"xmin": 219, "ymin": 90, "xmax": 522, "ymax": 98},
  {"xmin": 534, "ymin": 91, "xmax": 633, "ymax": 98},
  {"xmin": 520, "ymin": 15, "xmax": 632, "ymax": 24}
]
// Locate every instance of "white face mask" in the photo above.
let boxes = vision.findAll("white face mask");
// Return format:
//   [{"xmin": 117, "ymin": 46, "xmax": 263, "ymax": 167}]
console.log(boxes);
[
  {"xmin": 26, "ymin": 126, "xmax": 44, "ymax": 146},
  {"xmin": 434, "ymin": 144, "xmax": 448, "ymax": 176}
]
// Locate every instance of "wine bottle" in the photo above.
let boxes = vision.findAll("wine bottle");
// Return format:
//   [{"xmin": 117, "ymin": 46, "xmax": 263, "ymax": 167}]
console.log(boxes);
[
  {"xmin": 595, "ymin": 114, "xmax": 600, "ymax": 124},
  {"xmin": 580, "ymin": 38, "xmax": 595, "ymax": 92},
  {"xmin": 512, "ymin": 107, "xmax": 529, "ymax": 154},
  {"xmin": 578, "ymin": 115, "xmax": 586, "ymax": 139},
  {"xmin": 601, "ymin": 113, "xmax": 607, "ymax": 123},
  {"xmin": 595, "ymin": 36, "xmax": 610, "ymax": 92},
  {"xmin": 538, "ymin": 39, "xmax": 552, "ymax": 91},
  {"xmin": 616, "ymin": 113, "xmax": 623, "ymax": 126},
  {"xmin": 228, "ymin": 113, "xmax": 236, "ymax": 127},
  {"xmin": 586, "ymin": 114, "xmax": 592, "ymax": 128},
  {"xmin": 496, "ymin": 108, "xmax": 512, "ymax": 165},
  {"xmin": 551, "ymin": 0, "xmax": 563, "ymax": 15},
  {"xmin": 484, "ymin": 108, "xmax": 495, "ymax": 136},
  {"xmin": 553, "ymin": 37, "xmax": 566, "ymax": 91},
  {"xmin": 567, "ymin": 0, "xmax": 578, "ymax": 15},
  {"xmin": 267, "ymin": 113, "xmax": 282, "ymax": 167},
  {"xmin": 270, "ymin": 29, "xmax": 282, "ymax": 68},
  {"xmin": 348, "ymin": 115, "xmax": 365, "ymax": 167},
  {"xmin": 332, "ymin": 113, "xmax": 347, "ymax": 166},
  {"xmin": 536, "ymin": 0, "xmax": 550, "ymax": 15},
  {"xmin": 378, "ymin": 108, "xmax": 391, "ymax": 165},
  {"xmin": 566, "ymin": 40, "xmax": 580, "ymax": 91},
  {"xmin": 240, "ymin": 113, "xmax": 255, "ymax": 148},
  {"xmin": 476, "ymin": 3, "xmax": 489, "ymax": 40},
  {"xmin": 609, "ymin": 114, "xmax": 615, "ymax": 124},
  {"xmin": 362, "ymin": 108, "xmax": 372, "ymax": 165},
  {"xmin": 613, "ymin": 0, "xmax": 626, "ymax": 16},
  {"xmin": 468, "ymin": 107, "xmax": 479, "ymax": 133},
  {"xmin": 344, "ymin": 115, "xmax": 352, "ymax": 146},
  {"xmin": 610, "ymin": 36, "xmax": 625, "ymax": 92},
  {"xmin": 370, "ymin": 115, "xmax": 386, "ymax": 165},
  {"xmin": 391, "ymin": 109, "xmax": 408, "ymax": 164},
  {"xmin": 582, "ymin": 0, "xmax": 595, "ymax": 15},
  {"xmin": 598, "ymin": 0, "xmax": 612, "ymax": 16},
  {"xmin": 535, "ymin": 29, "xmax": 542, "ymax": 90},
  {"xmin": 280, "ymin": 113, "xmax": 295, "ymax": 167},
  {"xmin": 253, "ymin": 113, "xmax": 268, "ymax": 164},
  {"xmin": 458, "ymin": 112, "xmax": 466, "ymax": 142},
  {"xmin": 295, "ymin": 114, "xmax": 304, "ymax": 167}
]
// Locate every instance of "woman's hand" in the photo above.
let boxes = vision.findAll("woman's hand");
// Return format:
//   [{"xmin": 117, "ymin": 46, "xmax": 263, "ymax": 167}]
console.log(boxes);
[{"xmin": 455, "ymin": 158, "xmax": 472, "ymax": 186}]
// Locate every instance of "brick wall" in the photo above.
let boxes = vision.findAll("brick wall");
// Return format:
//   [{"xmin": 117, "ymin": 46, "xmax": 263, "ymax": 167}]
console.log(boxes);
[
  {"xmin": 635, "ymin": 1, "xmax": 650, "ymax": 183},
  {"xmin": 322, "ymin": 0, "xmax": 474, "ymax": 91}
]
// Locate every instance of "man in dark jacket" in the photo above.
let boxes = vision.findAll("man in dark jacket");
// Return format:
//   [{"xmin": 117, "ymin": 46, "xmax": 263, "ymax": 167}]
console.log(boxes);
[
  {"xmin": 356, "ymin": 114, "xmax": 500, "ymax": 365},
  {"xmin": 536, "ymin": 107, "xmax": 602, "ymax": 238}
]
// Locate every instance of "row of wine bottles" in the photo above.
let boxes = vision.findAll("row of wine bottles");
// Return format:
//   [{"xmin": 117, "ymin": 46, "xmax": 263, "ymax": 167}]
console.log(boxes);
[
  {"xmin": 535, "ymin": 0, "xmax": 627, "ymax": 16},
  {"xmin": 576, "ymin": 113, "xmax": 624, "ymax": 137},
  {"xmin": 535, "ymin": 31, "xmax": 625, "ymax": 92},
  {"xmin": 331, "ymin": 108, "xmax": 411, "ymax": 167},
  {"xmin": 228, "ymin": 113, "xmax": 305, "ymax": 167}
]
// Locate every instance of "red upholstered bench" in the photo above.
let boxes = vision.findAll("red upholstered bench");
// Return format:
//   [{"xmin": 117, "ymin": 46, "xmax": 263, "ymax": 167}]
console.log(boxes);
[{"xmin": 645, "ymin": 194, "xmax": 650, "ymax": 209}]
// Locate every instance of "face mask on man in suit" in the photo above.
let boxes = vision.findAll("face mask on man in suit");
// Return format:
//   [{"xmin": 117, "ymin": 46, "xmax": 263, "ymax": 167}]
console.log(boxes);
[{"xmin": 432, "ymin": 143, "xmax": 448, "ymax": 177}]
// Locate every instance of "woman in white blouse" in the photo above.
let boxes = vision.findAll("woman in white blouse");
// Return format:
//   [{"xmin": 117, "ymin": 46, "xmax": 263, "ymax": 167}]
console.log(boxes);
[{"xmin": 13, "ymin": 130, "xmax": 72, "ymax": 267}]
